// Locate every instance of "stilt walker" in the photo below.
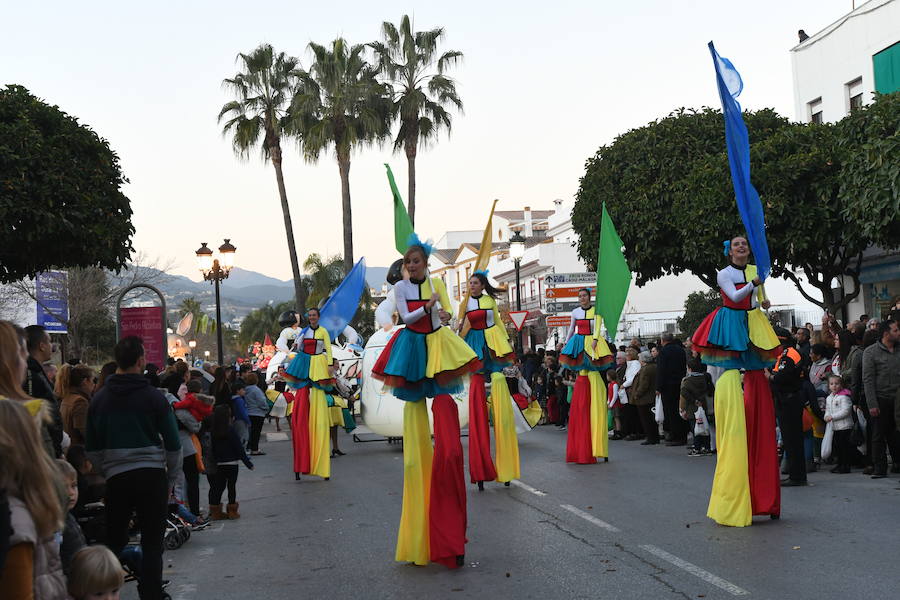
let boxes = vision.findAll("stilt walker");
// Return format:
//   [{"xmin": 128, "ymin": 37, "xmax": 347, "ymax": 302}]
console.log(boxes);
[
  {"xmin": 283, "ymin": 259, "xmax": 367, "ymax": 482},
  {"xmin": 459, "ymin": 270, "xmax": 518, "ymax": 489},
  {"xmin": 694, "ymin": 42, "xmax": 783, "ymax": 526},
  {"xmin": 374, "ymin": 166, "xmax": 480, "ymax": 568},
  {"xmin": 559, "ymin": 289, "xmax": 614, "ymax": 463}
]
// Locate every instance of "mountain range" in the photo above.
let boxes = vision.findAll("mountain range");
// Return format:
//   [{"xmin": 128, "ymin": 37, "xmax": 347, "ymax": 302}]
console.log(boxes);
[{"xmin": 145, "ymin": 266, "xmax": 389, "ymax": 325}]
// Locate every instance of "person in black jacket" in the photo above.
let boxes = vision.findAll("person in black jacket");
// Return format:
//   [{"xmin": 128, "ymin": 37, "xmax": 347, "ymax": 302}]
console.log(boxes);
[
  {"xmin": 770, "ymin": 328, "xmax": 808, "ymax": 486},
  {"xmin": 656, "ymin": 333, "xmax": 688, "ymax": 445},
  {"xmin": 208, "ymin": 404, "xmax": 254, "ymax": 520},
  {"xmin": 23, "ymin": 325, "xmax": 63, "ymax": 457}
]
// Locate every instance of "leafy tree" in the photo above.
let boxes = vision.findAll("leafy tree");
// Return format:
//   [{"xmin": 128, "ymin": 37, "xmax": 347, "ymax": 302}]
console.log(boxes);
[
  {"xmin": 572, "ymin": 104, "xmax": 892, "ymax": 314},
  {"xmin": 219, "ymin": 45, "xmax": 308, "ymax": 314},
  {"xmin": 676, "ymin": 290, "xmax": 720, "ymax": 338},
  {"xmin": 289, "ymin": 39, "xmax": 393, "ymax": 271},
  {"xmin": 837, "ymin": 91, "xmax": 900, "ymax": 250},
  {"xmin": 239, "ymin": 300, "xmax": 294, "ymax": 347},
  {"xmin": 0, "ymin": 85, "xmax": 134, "ymax": 282},
  {"xmin": 370, "ymin": 15, "xmax": 463, "ymax": 225}
]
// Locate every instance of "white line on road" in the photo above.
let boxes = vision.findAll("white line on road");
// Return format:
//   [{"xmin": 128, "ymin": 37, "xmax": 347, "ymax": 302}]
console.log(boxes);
[
  {"xmin": 560, "ymin": 504, "xmax": 621, "ymax": 532},
  {"xmin": 639, "ymin": 544, "xmax": 749, "ymax": 596},
  {"xmin": 509, "ymin": 480, "xmax": 547, "ymax": 496}
]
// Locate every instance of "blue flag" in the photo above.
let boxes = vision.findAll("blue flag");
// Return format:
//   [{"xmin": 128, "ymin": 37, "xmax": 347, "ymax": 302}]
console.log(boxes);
[
  {"xmin": 302, "ymin": 257, "xmax": 367, "ymax": 341},
  {"xmin": 708, "ymin": 41, "xmax": 771, "ymax": 281}
]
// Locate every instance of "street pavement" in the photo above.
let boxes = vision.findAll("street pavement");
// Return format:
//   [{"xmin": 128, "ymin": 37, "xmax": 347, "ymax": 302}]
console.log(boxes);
[{"xmin": 127, "ymin": 421, "xmax": 900, "ymax": 600}]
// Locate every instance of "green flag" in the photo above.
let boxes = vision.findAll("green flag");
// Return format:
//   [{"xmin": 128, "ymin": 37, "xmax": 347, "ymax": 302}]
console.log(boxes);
[
  {"xmin": 596, "ymin": 203, "xmax": 631, "ymax": 338},
  {"xmin": 386, "ymin": 164, "xmax": 414, "ymax": 254}
]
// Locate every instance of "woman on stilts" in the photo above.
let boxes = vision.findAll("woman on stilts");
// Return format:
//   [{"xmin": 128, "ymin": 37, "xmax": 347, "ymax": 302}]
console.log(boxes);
[
  {"xmin": 559, "ymin": 288, "xmax": 614, "ymax": 464},
  {"xmin": 372, "ymin": 239, "xmax": 480, "ymax": 568},
  {"xmin": 693, "ymin": 236, "xmax": 782, "ymax": 526},
  {"xmin": 458, "ymin": 271, "xmax": 519, "ymax": 490},
  {"xmin": 283, "ymin": 307, "xmax": 335, "ymax": 482}
]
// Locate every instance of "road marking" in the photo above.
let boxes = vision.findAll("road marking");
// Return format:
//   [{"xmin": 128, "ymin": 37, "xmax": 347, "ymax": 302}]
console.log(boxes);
[
  {"xmin": 198, "ymin": 546, "xmax": 215, "ymax": 557},
  {"xmin": 560, "ymin": 504, "xmax": 621, "ymax": 532},
  {"xmin": 509, "ymin": 480, "xmax": 547, "ymax": 496},
  {"xmin": 639, "ymin": 544, "xmax": 749, "ymax": 596}
]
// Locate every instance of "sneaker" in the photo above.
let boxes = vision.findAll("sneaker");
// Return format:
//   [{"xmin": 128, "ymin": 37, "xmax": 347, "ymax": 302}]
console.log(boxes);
[
  {"xmin": 687, "ymin": 448, "xmax": 700, "ymax": 456},
  {"xmin": 191, "ymin": 520, "xmax": 210, "ymax": 531}
]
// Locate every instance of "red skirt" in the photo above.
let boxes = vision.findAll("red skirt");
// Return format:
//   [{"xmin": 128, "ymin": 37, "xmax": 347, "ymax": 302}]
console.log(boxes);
[
  {"xmin": 566, "ymin": 376, "xmax": 595, "ymax": 464},
  {"xmin": 744, "ymin": 371, "xmax": 781, "ymax": 517},
  {"xmin": 468, "ymin": 374, "xmax": 497, "ymax": 484},
  {"xmin": 429, "ymin": 394, "xmax": 467, "ymax": 568}
]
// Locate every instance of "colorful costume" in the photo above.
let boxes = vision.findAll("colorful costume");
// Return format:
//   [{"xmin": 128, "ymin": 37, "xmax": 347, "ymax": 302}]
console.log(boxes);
[
  {"xmin": 284, "ymin": 325, "xmax": 335, "ymax": 480},
  {"xmin": 560, "ymin": 305, "xmax": 614, "ymax": 464},
  {"xmin": 694, "ymin": 263, "xmax": 781, "ymax": 526},
  {"xmin": 461, "ymin": 293, "xmax": 518, "ymax": 485},
  {"xmin": 372, "ymin": 276, "xmax": 479, "ymax": 568}
]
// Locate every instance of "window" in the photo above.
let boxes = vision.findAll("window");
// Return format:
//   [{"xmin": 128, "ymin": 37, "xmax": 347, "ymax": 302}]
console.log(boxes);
[
  {"xmin": 846, "ymin": 77, "xmax": 863, "ymax": 113},
  {"xmin": 807, "ymin": 97, "xmax": 823, "ymax": 124},
  {"xmin": 529, "ymin": 280, "xmax": 536, "ymax": 298}
]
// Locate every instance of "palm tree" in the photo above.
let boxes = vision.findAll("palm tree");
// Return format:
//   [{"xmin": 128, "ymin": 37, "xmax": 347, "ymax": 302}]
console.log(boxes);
[
  {"xmin": 238, "ymin": 300, "xmax": 294, "ymax": 347},
  {"xmin": 178, "ymin": 297, "xmax": 202, "ymax": 318},
  {"xmin": 303, "ymin": 253, "xmax": 345, "ymax": 308},
  {"xmin": 289, "ymin": 39, "xmax": 392, "ymax": 272},
  {"xmin": 370, "ymin": 15, "xmax": 463, "ymax": 225},
  {"xmin": 218, "ymin": 44, "xmax": 308, "ymax": 314}
]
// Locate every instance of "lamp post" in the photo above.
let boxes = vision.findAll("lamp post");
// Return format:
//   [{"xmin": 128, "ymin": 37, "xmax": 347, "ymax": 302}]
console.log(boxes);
[
  {"xmin": 196, "ymin": 239, "xmax": 236, "ymax": 366},
  {"xmin": 510, "ymin": 230, "xmax": 526, "ymax": 354},
  {"xmin": 188, "ymin": 339, "xmax": 197, "ymax": 365}
]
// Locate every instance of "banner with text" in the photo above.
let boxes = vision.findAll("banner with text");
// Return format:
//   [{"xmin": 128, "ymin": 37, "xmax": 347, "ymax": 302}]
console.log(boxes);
[
  {"xmin": 35, "ymin": 271, "xmax": 68, "ymax": 333},
  {"xmin": 119, "ymin": 306, "xmax": 166, "ymax": 367}
]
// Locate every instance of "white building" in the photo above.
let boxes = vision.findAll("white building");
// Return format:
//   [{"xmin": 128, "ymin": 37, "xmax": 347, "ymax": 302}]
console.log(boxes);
[{"xmin": 790, "ymin": 0, "xmax": 900, "ymax": 322}]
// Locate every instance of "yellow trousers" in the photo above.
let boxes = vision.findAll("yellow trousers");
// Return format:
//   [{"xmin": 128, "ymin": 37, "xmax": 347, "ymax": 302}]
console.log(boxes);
[
  {"xmin": 491, "ymin": 372, "xmax": 520, "ymax": 482},
  {"xmin": 396, "ymin": 400, "xmax": 433, "ymax": 564}
]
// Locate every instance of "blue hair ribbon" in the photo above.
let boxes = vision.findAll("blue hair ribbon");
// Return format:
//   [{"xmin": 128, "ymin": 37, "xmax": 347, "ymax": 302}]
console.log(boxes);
[
  {"xmin": 406, "ymin": 232, "xmax": 434, "ymax": 257},
  {"xmin": 723, "ymin": 240, "xmax": 731, "ymax": 256}
]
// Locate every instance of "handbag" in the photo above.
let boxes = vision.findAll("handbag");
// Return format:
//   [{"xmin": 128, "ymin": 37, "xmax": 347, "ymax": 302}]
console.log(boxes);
[{"xmin": 821, "ymin": 421, "xmax": 834, "ymax": 460}]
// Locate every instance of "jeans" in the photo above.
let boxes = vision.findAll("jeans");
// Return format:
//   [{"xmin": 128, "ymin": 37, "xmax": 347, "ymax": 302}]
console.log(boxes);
[
  {"xmin": 208, "ymin": 465, "xmax": 239, "ymax": 505},
  {"xmin": 249, "ymin": 415, "xmax": 266, "ymax": 451},
  {"xmin": 693, "ymin": 434, "xmax": 710, "ymax": 451},
  {"xmin": 105, "ymin": 468, "xmax": 167, "ymax": 600},
  {"xmin": 777, "ymin": 392, "xmax": 807, "ymax": 482},
  {"xmin": 181, "ymin": 455, "xmax": 200, "ymax": 516}
]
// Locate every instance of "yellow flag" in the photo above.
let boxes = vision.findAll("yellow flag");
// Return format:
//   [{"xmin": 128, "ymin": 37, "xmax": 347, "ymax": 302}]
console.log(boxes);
[{"xmin": 458, "ymin": 199, "xmax": 499, "ymax": 324}]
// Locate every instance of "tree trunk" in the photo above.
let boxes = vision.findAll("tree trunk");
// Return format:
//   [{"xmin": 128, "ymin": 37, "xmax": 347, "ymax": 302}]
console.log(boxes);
[
  {"xmin": 271, "ymin": 143, "xmax": 307, "ymax": 314},
  {"xmin": 338, "ymin": 154, "xmax": 354, "ymax": 272},
  {"xmin": 405, "ymin": 136, "xmax": 418, "ymax": 226}
]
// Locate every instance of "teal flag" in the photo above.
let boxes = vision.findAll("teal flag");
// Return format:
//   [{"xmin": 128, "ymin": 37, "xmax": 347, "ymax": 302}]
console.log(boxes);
[
  {"xmin": 595, "ymin": 203, "xmax": 631, "ymax": 338},
  {"xmin": 385, "ymin": 164, "xmax": 414, "ymax": 255}
]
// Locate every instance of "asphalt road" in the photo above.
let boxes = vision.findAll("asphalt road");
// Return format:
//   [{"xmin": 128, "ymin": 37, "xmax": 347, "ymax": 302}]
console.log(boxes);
[{"xmin": 125, "ymin": 421, "xmax": 900, "ymax": 600}]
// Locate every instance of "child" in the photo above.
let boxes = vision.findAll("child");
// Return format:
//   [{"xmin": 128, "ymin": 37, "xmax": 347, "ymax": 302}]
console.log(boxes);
[
  {"xmin": 57, "ymin": 459, "xmax": 86, "ymax": 574},
  {"xmin": 689, "ymin": 400, "xmax": 711, "ymax": 456},
  {"xmin": 209, "ymin": 404, "xmax": 254, "ymax": 520},
  {"xmin": 230, "ymin": 381, "xmax": 251, "ymax": 448},
  {"xmin": 606, "ymin": 370, "xmax": 623, "ymax": 439},
  {"xmin": 66, "ymin": 545, "xmax": 125, "ymax": 600},
  {"xmin": 824, "ymin": 374, "xmax": 854, "ymax": 474},
  {"xmin": 173, "ymin": 379, "xmax": 213, "ymax": 422}
]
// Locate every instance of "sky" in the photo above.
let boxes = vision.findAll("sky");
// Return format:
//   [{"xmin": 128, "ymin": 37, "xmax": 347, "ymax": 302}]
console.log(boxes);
[{"xmin": 3, "ymin": 0, "xmax": 854, "ymax": 300}]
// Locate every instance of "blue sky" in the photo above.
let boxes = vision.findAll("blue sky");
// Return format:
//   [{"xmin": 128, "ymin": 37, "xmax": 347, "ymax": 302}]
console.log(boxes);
[{"xmin": 3, "ymin": 0, "xmax": 852, "ymax": 286}]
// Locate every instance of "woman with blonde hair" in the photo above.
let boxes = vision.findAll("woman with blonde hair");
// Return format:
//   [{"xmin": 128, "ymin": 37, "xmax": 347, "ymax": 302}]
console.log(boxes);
[
  {"xmin": 66, "ymin": 545, "xmax": 125, "ymax": 600},
  {"xmin": 0, "ymin": 397, "xmax": 66, "ymax": 599},
  {"xmin": 0, "ymin": 320, "xmax": 56, "ymax": 457}
]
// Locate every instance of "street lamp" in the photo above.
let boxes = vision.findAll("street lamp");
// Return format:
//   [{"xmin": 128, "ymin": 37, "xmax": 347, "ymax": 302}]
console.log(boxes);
[
  {"xmin": 188, "ymin": 339, "xmax": 197, "ymax": 365},
  {"xmin": 196, "ymin": 239, "xmax": 237, "ymax": 365},
  {"xmin": 510, "ymin": 230, "xmax": 526, "ymax": 354}
]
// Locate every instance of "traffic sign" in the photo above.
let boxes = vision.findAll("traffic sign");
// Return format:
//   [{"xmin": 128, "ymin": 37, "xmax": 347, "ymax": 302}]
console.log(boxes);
[
  {"xmin": 546, "ymin": 315, "xmax": 571, "ymax": 328},
  {"xmin": 545, "ymin": 286, "xmax": 596, "ymax": 299},
  {"xmin": 508, "ymin": 311, "xmax": 529, "ymax": 331},
  {"xmin": 545, "ymin": 301, "xmax": 579, "ymax": 314},
  {"xmin": 544, "ymin": 272, "xmax": 596, "ymax": 287}
]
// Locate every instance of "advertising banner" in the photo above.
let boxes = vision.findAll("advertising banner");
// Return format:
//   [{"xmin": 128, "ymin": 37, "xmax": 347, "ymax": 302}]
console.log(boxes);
[
  {"xmin": 119, "ymin": 306, "xmax": 166, "ymax": 367},
  {"xmin": 35, "ymin": 271, "xmax": 68, "ymax": 333}
]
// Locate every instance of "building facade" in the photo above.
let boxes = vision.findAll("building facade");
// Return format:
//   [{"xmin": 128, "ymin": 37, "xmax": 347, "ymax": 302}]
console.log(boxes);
[{"xmin": 790, "ymin": 0, "xmax": 900, "ymax": 321}]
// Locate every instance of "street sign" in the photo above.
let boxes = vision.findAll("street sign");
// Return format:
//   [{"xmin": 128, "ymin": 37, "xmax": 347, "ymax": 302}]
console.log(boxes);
[
  {"xmin": 545, "ymin": 286, "xmax": 596, "ymax": 299},
  {"xmin": 35, "ymin": 271, "xmax": 68, "ymax": 333},
  {"xmin": 508, "ymin": 311, "xmax": 529, "ymax": 331},
  {"xmin": 545, "ymin": 301, "xmax": 579, "ymax": 313},
  {"xmin": 544, "ymin": 272, "xmax": 596, "ymax": 287},
  {"xmin": 546, "ymin": 315, "xmax": 571, "ymax": 328}
]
